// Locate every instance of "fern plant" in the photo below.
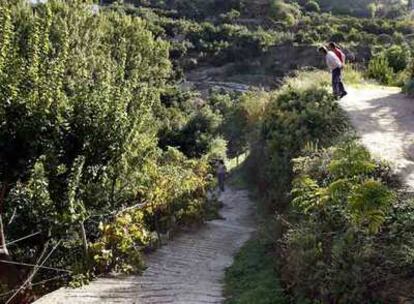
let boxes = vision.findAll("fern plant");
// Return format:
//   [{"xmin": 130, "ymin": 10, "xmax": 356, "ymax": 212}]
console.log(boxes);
[
  {"xmin": 287, "ymin": 140, "xmax": 398, "ymax": 302},
  {"xmin": 348, "ymin": 179, "xmax": 394, "ymax": 234}
]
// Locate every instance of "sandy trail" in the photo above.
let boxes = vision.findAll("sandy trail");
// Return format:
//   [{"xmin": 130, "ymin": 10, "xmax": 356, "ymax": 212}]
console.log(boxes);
[
  {"xmin": 34, "ymin": 188, "xmax": 255, "ymax": 304},
  {"xmin": 340, "ymin": 86, "xmax": 414, "ymax": 189}
]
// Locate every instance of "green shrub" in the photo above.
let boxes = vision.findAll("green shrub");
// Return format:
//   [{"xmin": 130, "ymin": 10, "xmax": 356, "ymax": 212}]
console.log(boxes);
[
  {"xmin": 251, "ymin": 72, "xmax": 348, "ymax": 210},
  {"xmin": 346, "ymin": 28, "xmax": 363, "ymax": 41},
  {"xmin": 394, "ymin": 69, "xmax": 411, "ymax": 87},
  {"xmin": 220, "ymin": 9, "xmax": 241, "ymax": 23},
  {"xmin": 385, "ymin": 4, "xmax": 407, "ymax": 19},
  {"xmin": 304, "ymin": 1, "xmax": 320, "ymax": 12},
  {"xmin": 377, "ymin": 33, "xmax": 393, "ymax": 44},
  {"xmin": 367, "ymin": 54, "xmax": 394, "ymax": 85},
  {"xmin": 403, "ymin": 78, "xmax": 414, "ymax": 95},
  {"xmin": 383, "ymin": 45, "xmax": 411, "ymax": 73},
  {"xmin": 269, "ymin": 0, "xmax": 301, "ymax": 26},
  {"xmin": 284, "ymin": 141, "xmax": 396, "ymax": 302},
  {"xmin": 367, "ymin": 3, "xmax": 378, "ymax": 18}
]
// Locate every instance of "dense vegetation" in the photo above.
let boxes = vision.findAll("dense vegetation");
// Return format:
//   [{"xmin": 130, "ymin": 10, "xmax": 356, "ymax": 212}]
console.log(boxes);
[
  {"xmin": 1, "ymin": 0, "xmax": 414, "ymax": 303},
  {"xmin": 236, "ymin": 71, "xmax": 414, "ymax": 303},
  {"xmin": 0, "ymin": 1, "xmax": 232, "ymax": 302}
]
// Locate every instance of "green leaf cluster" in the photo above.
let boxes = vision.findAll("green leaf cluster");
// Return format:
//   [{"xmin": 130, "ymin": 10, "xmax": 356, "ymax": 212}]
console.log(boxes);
[{"xmin": 283, "ymin": 140, "xmax": 399, "ymax": 302}]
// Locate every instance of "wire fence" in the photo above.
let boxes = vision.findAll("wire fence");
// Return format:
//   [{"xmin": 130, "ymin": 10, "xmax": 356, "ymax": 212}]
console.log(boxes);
[
  {"xmin": 0, "ymin": 193, "xmax": 187, "ymax": 304},
  {"xmin": 0, "ymin": 259, "xmax": 72, "ymax": 274},
  {"xmin": 0, "ymin": 227, "xmax": 81, "ymax": 304},
  {"xmin": 0, "ymin": 202, "xmax": 154, "ymax": 304},
  {"xmin": 0, "ymin": 274, "xmax": 68, "ymax": 299},
  {"xmin": 0, "ymin": 231, "xmax": 41, "ymax": 249},
  {"xmin": 4, "ymin": 240, "xmax": 62, "ymax": 304}
]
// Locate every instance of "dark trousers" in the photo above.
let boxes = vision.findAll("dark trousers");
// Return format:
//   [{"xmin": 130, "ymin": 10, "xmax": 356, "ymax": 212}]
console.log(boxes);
[
  {"xmin": 332, "ymin": 68, "xmax": 346, "ymax": 96},
  {"xmin": 218, "ymin": 173, "xmax": 225, "ymax": 192}
]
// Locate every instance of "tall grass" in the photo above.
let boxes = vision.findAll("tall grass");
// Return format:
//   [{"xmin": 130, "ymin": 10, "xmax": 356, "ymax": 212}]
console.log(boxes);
[{"xmin": 282, "ymin": 65, "xmax": 365, "ymax": 93}]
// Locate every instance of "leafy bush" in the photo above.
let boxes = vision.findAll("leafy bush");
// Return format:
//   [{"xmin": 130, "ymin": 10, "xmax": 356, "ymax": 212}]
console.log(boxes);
[
  {"xmin": 220, "ymin": 9, "xmax": 241, "ymax": 23},
  {"xmin": 282, "ymin": 140, "xmax": 402, "ymax": 303},
  {"xmin": 90, "ymin": 147, "xmax": 210, "ymax": 273},
  {"xmin": 367, "ymin": 54, "xmax": 394, "ymax": 85},
  {"xmin": 304, "ymin": 1, "xmax": 320, "ymax": 13},
  {"xmin": 367, "ymin": 45, "xmax": 412, "ymax": 86},
  {"xmin": 124, "ymin": 0, "xmax": 414, "ymax": 73},
  {"xmin": 269, "ymin": 0, "xmax": 301, "ymax": 26},
  {"xmin": 249, "ymin": 72, "xmax": 347, "ymax": 210},
  {"xmin": 403, "ymin": 78, "xmax": 414, "ymax": 96},
  {"xmin": 383, "ymin": 45, "xmax": 411, "ymax": 73},
  {"xmin": 221, "ymin": 91, "xmax": 270, "ymax": 159}
]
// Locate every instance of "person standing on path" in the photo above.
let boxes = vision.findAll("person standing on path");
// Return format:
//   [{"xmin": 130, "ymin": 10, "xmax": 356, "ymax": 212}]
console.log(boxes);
[
  {"xmin": 216, "ymin": 160, "xmax": 227, "ymax": 192},
  {"xmin": 319, "ymin": 46, "xmax": 347, "ymax": 99}
]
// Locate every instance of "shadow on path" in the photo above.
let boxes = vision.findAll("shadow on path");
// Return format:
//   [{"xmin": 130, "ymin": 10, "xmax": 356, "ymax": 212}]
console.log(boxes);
[{"xmin": 340, "ymin": 87, "xmax": 414, "ymax": 189}]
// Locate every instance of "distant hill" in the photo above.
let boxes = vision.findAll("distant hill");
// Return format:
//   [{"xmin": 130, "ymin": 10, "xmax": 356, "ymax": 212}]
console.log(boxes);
[
  {"xmin": 101, "ymin": 0, "xmax": 410, "ymax": 19},
  {"xmin": 316, "ymin": 0, "xmax": 410, "ymax": 17}
]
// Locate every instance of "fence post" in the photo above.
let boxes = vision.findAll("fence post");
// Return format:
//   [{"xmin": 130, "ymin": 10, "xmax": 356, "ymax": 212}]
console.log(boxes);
[
  {"xmin": 79, "ymin": 221, "xmax": 89, "ymax": 265},
  {"xmin": 0, "ymin": 184, "xmax": 9, "ymax": 256},
  {"xmin": 0, "ymin": 216, "xmax": 8, "ymax": 256}
]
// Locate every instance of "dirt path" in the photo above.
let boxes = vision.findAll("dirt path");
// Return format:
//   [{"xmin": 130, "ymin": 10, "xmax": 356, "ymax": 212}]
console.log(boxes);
[
  {"xmin": 34, "ymin": 188, "xmax": 255, "ymax": 304},
  {"xmin": 340, "ymin": 86, "xmax": 414, "ymax": 189}
]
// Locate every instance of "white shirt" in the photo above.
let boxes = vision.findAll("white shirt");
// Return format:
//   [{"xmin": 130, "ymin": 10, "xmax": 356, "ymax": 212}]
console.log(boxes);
[{"xmin": 326, "ymin": 51, "xmax": 343, "ymax": 71}]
